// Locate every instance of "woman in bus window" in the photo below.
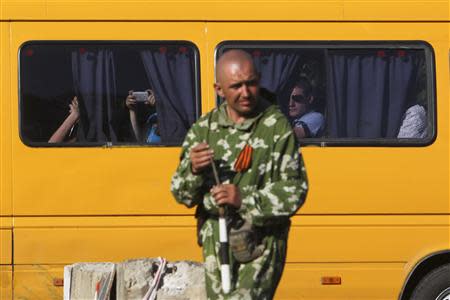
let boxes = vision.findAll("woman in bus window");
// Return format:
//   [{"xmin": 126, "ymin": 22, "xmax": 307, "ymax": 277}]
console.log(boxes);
[
  {"xmin": 48, "ymin": 96, "xmax": 80, "ymax": 143},
  {"xmin": 125, "ymin": 89, "xmax": 161, "ymax": 144}
]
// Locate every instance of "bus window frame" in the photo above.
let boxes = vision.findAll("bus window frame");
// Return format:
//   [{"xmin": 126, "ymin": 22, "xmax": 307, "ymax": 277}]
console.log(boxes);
[
  {"xmin": 18, "ymin": 40, "xmax": 202, "ymax": 148},
  {"xmin": 215, "ymin": 41, "xmax": 437, "ymax": 147}
]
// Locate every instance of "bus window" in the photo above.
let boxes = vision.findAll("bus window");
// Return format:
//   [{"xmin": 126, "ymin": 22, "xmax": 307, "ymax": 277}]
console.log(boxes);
[
  {"xmin": 216, "ymin": 42, "xmax": 434, "ymax": 146},
  {"xmin": 19, "ymin": 42, "xmax": 200, "ymax": 146}
]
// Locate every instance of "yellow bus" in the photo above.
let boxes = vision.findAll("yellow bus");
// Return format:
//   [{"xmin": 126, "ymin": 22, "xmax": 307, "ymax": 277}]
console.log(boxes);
[{"xmin": 1, "ymin": 0, "xmax": 449, "ymax": 299}]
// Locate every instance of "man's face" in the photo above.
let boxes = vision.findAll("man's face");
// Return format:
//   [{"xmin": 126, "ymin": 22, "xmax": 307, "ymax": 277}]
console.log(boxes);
[
  {"xmin": 288, "ymin": 86, "xmax": 311, "ymax": 119},
  {"xmin": 215, "ymin": 60, "xmax": 260, "ymax": 118}
]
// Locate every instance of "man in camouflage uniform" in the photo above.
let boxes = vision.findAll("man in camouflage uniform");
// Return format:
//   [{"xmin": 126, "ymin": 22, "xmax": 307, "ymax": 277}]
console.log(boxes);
[{"xmin": 171, "ymin": 50, "xmax": 308, "ymax": 299}]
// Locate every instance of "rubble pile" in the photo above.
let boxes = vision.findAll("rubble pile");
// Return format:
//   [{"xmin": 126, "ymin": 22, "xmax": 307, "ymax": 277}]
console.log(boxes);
[{"xmin": 64, "ymin": 258, "xmax": 206, "ymax": 300}]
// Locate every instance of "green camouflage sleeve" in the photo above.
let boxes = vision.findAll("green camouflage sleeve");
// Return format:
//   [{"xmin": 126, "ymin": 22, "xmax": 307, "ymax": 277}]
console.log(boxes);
[
  {"xmin": 238, "ymin": 121, "xmax": 308, "ymax": 226},
  {"xmin": 170, "ymin": 120, "xmax": 207, "ymax": 208}
]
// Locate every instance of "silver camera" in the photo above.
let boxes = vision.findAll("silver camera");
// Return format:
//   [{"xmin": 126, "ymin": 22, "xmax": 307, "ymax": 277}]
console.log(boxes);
[{"xmin": 132, "ymin": 91, "xmax": 148, "ymax": 102}]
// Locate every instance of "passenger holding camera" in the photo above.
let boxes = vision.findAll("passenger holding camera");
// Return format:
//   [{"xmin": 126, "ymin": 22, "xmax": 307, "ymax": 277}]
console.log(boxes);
[{"xmin": 125, "ymin": 89, "xmax": 161, "ymax": 144}]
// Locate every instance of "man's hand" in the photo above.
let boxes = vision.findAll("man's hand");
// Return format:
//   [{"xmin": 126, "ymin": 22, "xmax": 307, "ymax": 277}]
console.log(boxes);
[
  {"xmin": 211, "ymin": 184, "xmax": 242, "ymax": 208},
  {"xmin": 189, "ymin": 142, "xmax": 214, "ymax": 174}
]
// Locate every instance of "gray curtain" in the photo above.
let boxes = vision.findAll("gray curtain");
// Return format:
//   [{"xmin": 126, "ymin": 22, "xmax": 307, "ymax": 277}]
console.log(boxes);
[
  {"xmin": 253, "ymin": 51, "xmax": 300, "ymax": 95},
  {"xmin": 140, "ymin": 47, "xmax": 197, "ymax": 145},
  {"xmin": 72, "ymin": 49, "xmax": 118, "ymax": 142},
  {"xmin": 327, "ymin": 50, "xmax": 419, "ymax": 138}
]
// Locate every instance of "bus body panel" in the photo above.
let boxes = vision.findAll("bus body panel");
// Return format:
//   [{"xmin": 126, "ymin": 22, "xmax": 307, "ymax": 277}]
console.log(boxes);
[
  {"xmin": 13, "ymin": 265, "xmax": 62, "ymax": 300},
  {"xmin": 9, "ymin": 22, "xmax": 449, "ymax": 216},
  {"xmin": 206, "ymin": 20, "xmax": 449, "ymax": 210},
  {"xmin": 10, "ymin": 21, "xmax": 208, "ymax": 216},
  {"xmin": 12, "ymin": 215, "xmax": 449, "ymax": 264},
  {"xmin": 11, "ymin": 216, "xmax": 449, "ymax": 298},
  {"xmin": 0, "ymin": 227, "xmax": 12, "ymax": 265},
  {"xmin": 1, "ymin": 0, "xmax": 448, "ymax": 22},
  {"xmin": 1, "ymin": 22, "xmax": 13, "ymax": 217},
  {"xmin": 0, "ymin": 266, "xmax": 12, "ymax": 300},
  {"xmin": 278, "ymin": 262, "xmax": 405, "ymax": 300}
]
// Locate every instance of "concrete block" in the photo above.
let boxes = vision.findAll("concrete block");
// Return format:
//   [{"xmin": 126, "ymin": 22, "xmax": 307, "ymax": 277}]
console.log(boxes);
[
  {"xmin": 65, "ymin": 262, "xmax": 115, "ymax": 300},
  {"xmin": 117, "ymin": 258, "xmax": 206, "ymax": 300},
  {"xmin": 65, "ymin": 258, "xmax": 206, "ymax": 300}
]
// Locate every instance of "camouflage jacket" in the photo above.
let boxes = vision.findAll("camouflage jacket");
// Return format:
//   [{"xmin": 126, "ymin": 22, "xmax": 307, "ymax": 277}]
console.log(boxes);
[{"xmin": 171, "ymin": 99, "xmax": 308, "ymax": 227}]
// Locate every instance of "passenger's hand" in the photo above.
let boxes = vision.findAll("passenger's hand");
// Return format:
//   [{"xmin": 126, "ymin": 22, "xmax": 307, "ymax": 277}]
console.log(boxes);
[
  {"xmin": 189, "ymin": 142, "xmax": 214, "ymax": 174},
  {"xmin": 211, "ymin": 184, "xmax": 242, "ymax": 208},
  {"xmin": 69, "ymin": 96, "xmax": 80, "ymax": 120},
  {"xmin": 145, "ymin": 89, "xmax": 156, "ymax": 106},
  {"xmin": 126, "ymin": 90, "xmax": 137, "ymax": 110}
]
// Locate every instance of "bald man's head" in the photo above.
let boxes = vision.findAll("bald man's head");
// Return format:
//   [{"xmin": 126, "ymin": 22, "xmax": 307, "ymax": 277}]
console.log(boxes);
[
  {"xmin": 215, "ymin": 50, "xmax": 255, "ymax": 83},
  {"xmin": 214, "ymin": 50, "xmax": 260, "ymax": 122}
]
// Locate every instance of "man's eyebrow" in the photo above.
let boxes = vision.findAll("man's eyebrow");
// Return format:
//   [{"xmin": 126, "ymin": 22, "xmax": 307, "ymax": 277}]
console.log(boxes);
[
  {"xmin": 229, "ymin": 82, "xmax": 244, "ymax": 88},
  {"xmin": 228, "ymin": 78, "xmax": 259, "ymax": 88}
]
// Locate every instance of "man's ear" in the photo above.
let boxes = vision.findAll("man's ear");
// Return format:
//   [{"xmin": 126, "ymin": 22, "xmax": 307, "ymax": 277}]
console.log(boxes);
[{"xmin": 214, "ymin": 82, "xmax": 225, "ymax": 98}]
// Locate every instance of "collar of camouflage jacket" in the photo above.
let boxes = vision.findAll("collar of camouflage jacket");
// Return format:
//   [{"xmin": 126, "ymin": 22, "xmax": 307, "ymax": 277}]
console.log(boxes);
[{"xmin": 217, "ymin": 98, "xmax": 270, "ymax": 131}]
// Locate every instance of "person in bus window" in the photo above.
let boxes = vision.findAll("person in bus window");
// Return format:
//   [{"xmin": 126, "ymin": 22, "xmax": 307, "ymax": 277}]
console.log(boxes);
[
  {"xmin": 125, "ymin": 89, "xmax": 161, "ymax": 144},
  {"xmin": 397, "ymin": 103, "xmax": 428, "ymax": 138},
  {"xmin": 48, "ymin": 96, "xmax": 80, "ymax": 143},
  {"xmin": 288, "ymin": 77, "xmax": 324, "ymax": 139}
]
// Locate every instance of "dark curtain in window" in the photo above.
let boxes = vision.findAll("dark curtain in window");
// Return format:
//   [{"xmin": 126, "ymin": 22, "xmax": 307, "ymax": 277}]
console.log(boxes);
[
  {"xmin": 140, "ymin": 47, "xmax": 197, "ymax": 145},
  {"xmin": 327, "ymin": 50, "xmax": 419, "ymax": 138},
  {"xmin": 72, "ymin": 49, "xmax": 118, "ymax": 143},
  {"xmin": 251, "ymin": 50, "xmax": 300, "ymax": 110}
]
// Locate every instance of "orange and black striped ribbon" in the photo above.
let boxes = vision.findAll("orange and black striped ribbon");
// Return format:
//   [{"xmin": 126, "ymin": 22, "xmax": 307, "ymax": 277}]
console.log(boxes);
[{"xmin": 234, "ymin": 144, "xmax": 253, "ymax": 172}]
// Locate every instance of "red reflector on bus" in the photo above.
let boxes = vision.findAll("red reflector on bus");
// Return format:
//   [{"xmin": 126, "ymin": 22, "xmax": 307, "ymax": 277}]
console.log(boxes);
[
  {"xmin": 53, "ymin": 278, "xmax": 64, "ymax": 287},
  {"xmin": 321, "ymin": 276, "xmax": 341, "ymax": 285},
  {"xmin": 252, "ymin": 50, "xmax": 262, "ymax": 57},
  {"xmin": 25, "ymin": 49, "xmax": 34, "ymax": 57}
]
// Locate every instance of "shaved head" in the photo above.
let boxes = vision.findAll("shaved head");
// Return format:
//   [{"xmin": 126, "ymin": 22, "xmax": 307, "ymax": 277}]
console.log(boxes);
[
  {"xmin": 214, "ymin": 50, "xmax": 260, "ymax": 123},
  {"xmin": 215, "ymin": 50, "xmax": 256, "ymax": 84}
]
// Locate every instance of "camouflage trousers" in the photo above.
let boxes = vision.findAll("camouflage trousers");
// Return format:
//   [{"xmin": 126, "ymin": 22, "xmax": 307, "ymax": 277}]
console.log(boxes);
[{"xmin": 200, "ymin": 218, "xmax": 289, "ymax": 300}]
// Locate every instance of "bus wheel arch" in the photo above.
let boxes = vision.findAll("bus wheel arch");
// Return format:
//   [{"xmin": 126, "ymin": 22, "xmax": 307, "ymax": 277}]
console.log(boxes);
[{"xmin": 400, "ymin": 250, "xmax": 450, "ymax": 300}]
